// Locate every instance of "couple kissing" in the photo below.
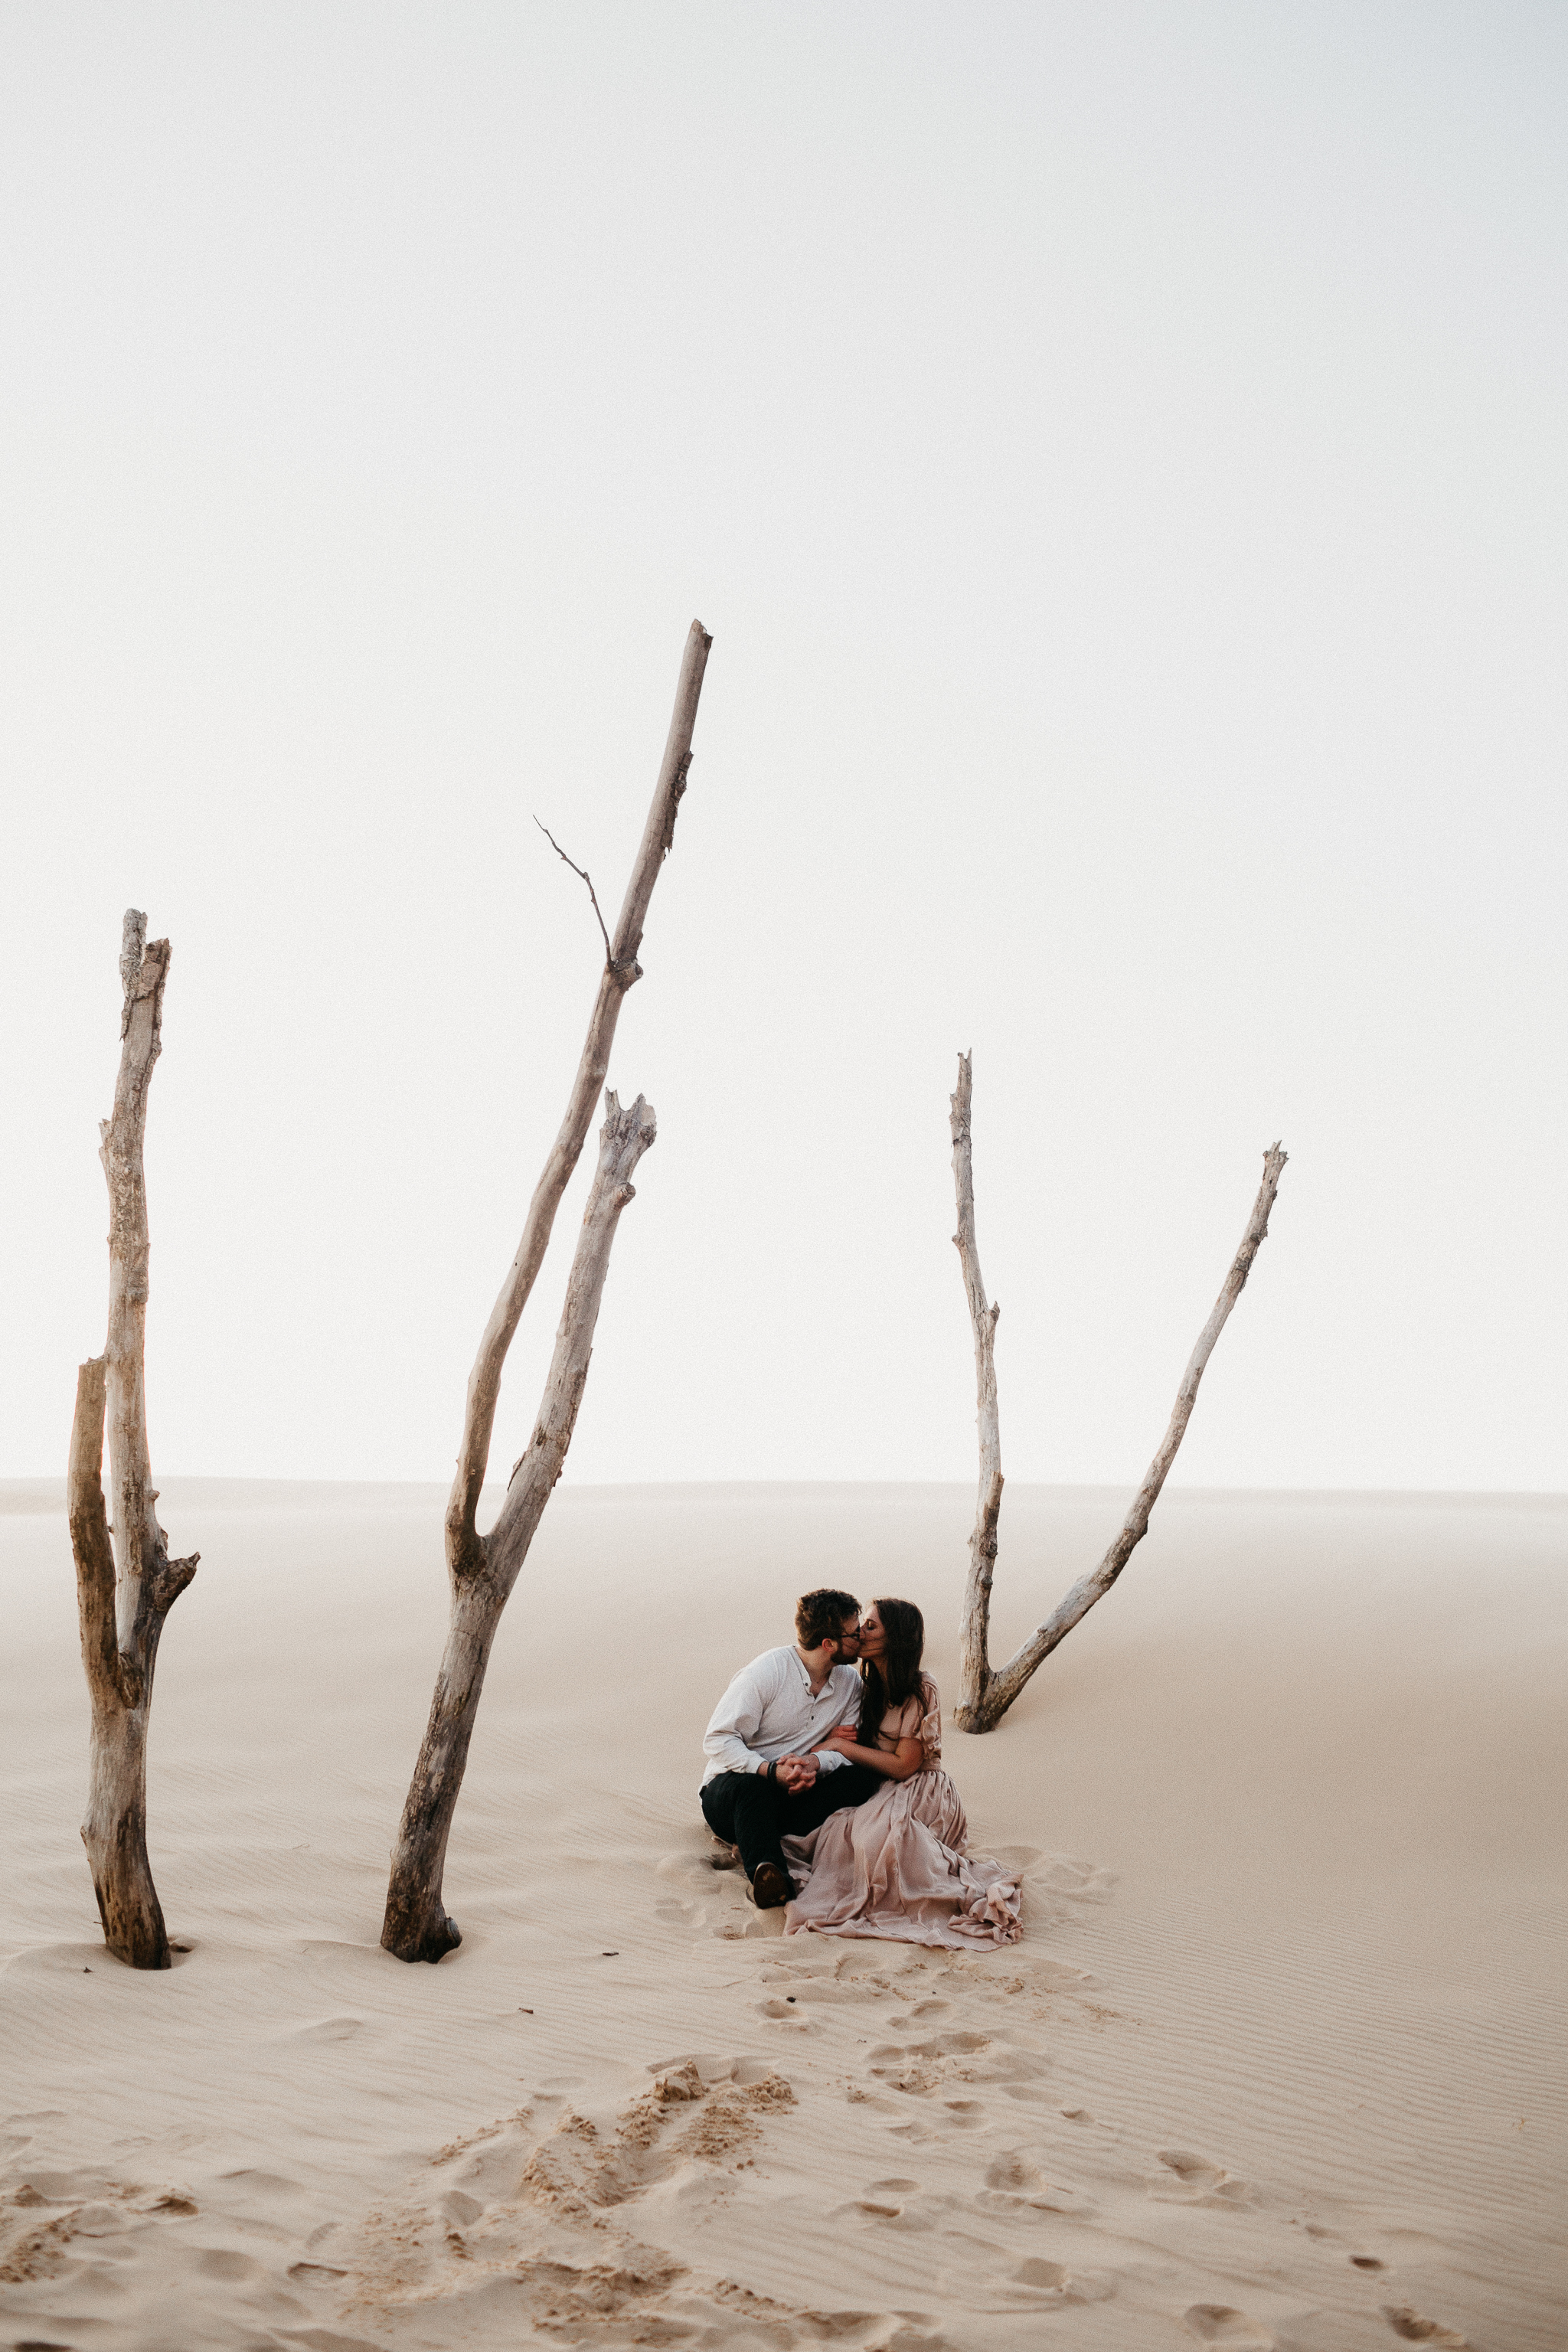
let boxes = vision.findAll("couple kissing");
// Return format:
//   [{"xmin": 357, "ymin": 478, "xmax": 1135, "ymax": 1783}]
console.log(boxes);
[{"xmin": 700, "ymin": 1587, "xmax": 1022, "ymax": 1949}]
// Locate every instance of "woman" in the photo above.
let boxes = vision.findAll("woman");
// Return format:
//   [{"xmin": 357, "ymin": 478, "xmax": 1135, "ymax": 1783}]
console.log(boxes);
[{"xmin": 781, "ymin": 1598, "xmax": 1021, "ymax": 1949}]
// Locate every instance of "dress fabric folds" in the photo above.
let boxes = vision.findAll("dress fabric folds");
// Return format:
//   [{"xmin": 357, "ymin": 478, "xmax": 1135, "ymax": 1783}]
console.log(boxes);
[{"xmin": 782, "ymin": 1677, "xmax": 1022, "ymax": 1949}]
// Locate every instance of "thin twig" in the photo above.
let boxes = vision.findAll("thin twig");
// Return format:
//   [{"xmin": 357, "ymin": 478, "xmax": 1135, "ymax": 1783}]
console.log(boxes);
[{"xmin": 534, "ymin": 817, "xmax": 612, "ymax": 966}]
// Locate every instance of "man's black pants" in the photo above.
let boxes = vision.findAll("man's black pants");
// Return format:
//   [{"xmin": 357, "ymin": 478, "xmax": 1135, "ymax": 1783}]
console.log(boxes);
[{"xmin": 700, "ymin": 1764, "xmax": 882, "ymax": 1887}]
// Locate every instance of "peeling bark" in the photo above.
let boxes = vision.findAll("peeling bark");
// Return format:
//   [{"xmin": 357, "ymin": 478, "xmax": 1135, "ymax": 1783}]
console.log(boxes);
[
  {"xmin": 950, "ymin": 1052, "xmax": 1286, "ymax": 1733},
  {"xmin": 382, "ymin": 620, "xmax": 710, "ymax": 1962},
  {"xmin": 68, "ymin": 913, "xmax": 198, "ymax": 1967}
]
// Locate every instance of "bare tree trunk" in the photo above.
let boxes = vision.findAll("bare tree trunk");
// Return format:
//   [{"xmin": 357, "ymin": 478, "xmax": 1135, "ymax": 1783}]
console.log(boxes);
[
  {"xmin": 382, "ymin": 1095, "xmax": 655, "ymax": 1962},
  {"xmin": 382, "ymin": 619, "xmax": 710, "ymax": 1963},
  {"xmin": 68, "ymin": 913, "xmax": 198, "ymax": 1967},
  {"xmin": 950, "ymin": 1055, "xmax": 1004, "ymax": 1721},
  {"xmin": 950, "ymin": 1051, "xmax": 1286, "ymax": 1733}
]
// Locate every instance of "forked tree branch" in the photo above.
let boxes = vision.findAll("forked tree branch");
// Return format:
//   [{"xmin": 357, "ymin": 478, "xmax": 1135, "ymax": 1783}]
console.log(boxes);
[
  {"xmin": 444, "ymin": 619, "xmax": 710, "ymax": 1579},
  {"xmin": 490, "ymin": 1090, "xmax": 657, "ymax": 1583},
  {"xmin": 382, "ymin": 1090, "xmax": 658, "ymax": 1963},
  {"xmin": 389, "ymin": 623, "xmax": 709, "ymax": 1965},
  {"xmin": 950, "ymin": 1050, "xmax": 1286, "ymax": 1732}
]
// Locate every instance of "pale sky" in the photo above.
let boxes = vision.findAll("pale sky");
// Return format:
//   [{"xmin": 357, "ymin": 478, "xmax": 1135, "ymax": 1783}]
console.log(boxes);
[{"xmin": 2, "ymin": 4, "xmax": 1564, "ymax": 1494}]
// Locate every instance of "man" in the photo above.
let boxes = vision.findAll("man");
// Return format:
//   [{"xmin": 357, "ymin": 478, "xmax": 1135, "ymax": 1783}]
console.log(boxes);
[{"xmin": 699, "ymin": 1587, "xmax": 883, "ymax": 1909}]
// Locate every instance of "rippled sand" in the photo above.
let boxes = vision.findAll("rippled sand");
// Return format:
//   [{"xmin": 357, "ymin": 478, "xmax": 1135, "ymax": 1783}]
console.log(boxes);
[{"xmin": 2, "ymin": 1480, "xmax": 1563, "ymax": 2350}]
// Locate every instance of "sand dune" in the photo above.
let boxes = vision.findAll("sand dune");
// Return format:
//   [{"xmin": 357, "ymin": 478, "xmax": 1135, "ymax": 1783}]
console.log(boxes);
[{"xmin": 2, "ymin": 1480, "xmax": 1563, "ymax": 2350}]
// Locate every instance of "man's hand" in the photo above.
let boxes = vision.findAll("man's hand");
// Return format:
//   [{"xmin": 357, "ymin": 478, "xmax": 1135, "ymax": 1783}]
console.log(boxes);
[{"xmin": 774, "ymin": 1753, "xmax": 818, "ymax": 1792}]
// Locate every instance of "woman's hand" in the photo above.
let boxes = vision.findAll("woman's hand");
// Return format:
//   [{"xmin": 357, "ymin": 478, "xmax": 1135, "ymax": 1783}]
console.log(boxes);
[{"xmin": 822, "ymin": 1725, "xmax": 860, "ymax": 1749}]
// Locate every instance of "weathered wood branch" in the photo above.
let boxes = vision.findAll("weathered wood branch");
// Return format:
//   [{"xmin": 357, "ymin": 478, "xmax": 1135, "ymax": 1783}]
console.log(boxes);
[
  {"xmin": 381, "ymin": 1092, "xmax": 658, "ymax": 1963},
  {"xmin": 443, "ymin": 619, "xmax": 711, "ymax": 1582},
  {"xmin": 950, "ymin": 1050, "xmax": 1286, "ymax": 1733},
  {"xmin": 103, "ymin": 909, "xmax": 170, "ymax": 1642},
  {"xmin": 67, "ymin": 911, "xmax": 199, "ymax": 1966},
  {"xmin": 951, "ymin": 1054, "xmax": 1003, "ymax": 1723},
  {"xmin": 384, "ymin": 619, "xmax": 710, "ymax": 1962},
  {"xmin": 70, "ymin": 1357, "xmax": 135, "ymax": 1711}
]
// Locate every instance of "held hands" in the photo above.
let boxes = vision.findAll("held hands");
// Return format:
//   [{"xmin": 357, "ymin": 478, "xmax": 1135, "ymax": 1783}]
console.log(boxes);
[{"xmin": 774, "ymin": 1753, "xmax": 818, "ymax": 1792}]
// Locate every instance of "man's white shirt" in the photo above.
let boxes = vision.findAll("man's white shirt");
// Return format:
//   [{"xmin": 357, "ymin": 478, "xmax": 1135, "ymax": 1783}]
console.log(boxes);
[{"xmin": 701, "ymin": 1647, "xmax": 862, "ymax": 1787}]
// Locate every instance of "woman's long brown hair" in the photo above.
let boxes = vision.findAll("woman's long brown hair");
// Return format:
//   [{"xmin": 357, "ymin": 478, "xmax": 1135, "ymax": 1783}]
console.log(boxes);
[{"xmin": 858, "ymin": 1597, "xmax": 926, "ymax": 1745}]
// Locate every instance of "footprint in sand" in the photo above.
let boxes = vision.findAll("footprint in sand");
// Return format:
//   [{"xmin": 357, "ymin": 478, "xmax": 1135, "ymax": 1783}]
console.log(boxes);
[
  {"xmin": 0, "ymin": 2177, "xmax": 144, "ymax": 2286},
  {"xmin": 756, "ymin": 1998, "xmax": 815, "ymax": 2026},
  {"xmin": 1184, "ymin": 2307, "xmax": 1274, "ymax": 2347},
  {"xmin": 993, "ymin": 2256, "xmax": 1115, "ymax": 2308},
  {"xmin": 335, "ymin": 2058, "xmax": 918, "ymax": 2352},
  {"xmin": 193, "ymin": 2247, "xmax": 262, "ymax": 2279},
  {"xmin": 865, "ymin": 2034, "xmax": 1034, "ymax": 2101},
  {"xmin": 1155, "ymin": 2148, "xmax": 1250, "ymax": 2205},
  {"xmin": 763, "ymin": 1974, "xmax": 893, "ymax": 2011},
  {"xmin": 1158, "ymin": 2148, "xmax": 1225, "ymax": 2189},
  {"xmin": 979, "ymin": 2148, "xmax": 1089, "ymax": 2216},
  {"xmin": 985, "ymin": 2151, "xmax": 1047, "ymax": 2193},
  {"xmin": 857, "ymin": 2174, "xmax": 920, "ymax": 2217},
  {"xmin": 656, "ymin": 1838, "xmax": 737, "ymax": 1881},
  {"xmin": 1381, "ymin": 2309, "xmax": 1470, "ymax": 2347}
]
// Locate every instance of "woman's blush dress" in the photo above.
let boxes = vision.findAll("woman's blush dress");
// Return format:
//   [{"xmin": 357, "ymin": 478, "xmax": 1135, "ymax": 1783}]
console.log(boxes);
[{"xmin": 782, "ymin": 1677, "xmax": 1022, "ymax": 1949}]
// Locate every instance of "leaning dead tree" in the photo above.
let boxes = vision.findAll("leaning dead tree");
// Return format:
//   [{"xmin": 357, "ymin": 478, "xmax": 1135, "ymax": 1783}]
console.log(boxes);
[
  {"xmin": 67, "ymin": 912, "xmax": 198, "ymax": 1967},
  {"xmin": 949, "ymin": 1052, "xmax": 1286, "ymax": 1733},
  {"xmin": 381, "ymin": 619, "xmax": 712, "ymax": 1963}
]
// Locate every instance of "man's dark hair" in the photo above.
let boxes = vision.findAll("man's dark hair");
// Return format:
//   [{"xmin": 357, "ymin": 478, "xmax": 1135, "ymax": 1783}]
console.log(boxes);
[{"xmin": 795, "ymin": 1587, "xmax": 860, "ymax": 1651}]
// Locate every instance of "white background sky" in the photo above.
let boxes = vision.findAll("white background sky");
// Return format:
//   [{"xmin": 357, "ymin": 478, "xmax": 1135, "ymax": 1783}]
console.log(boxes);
[{"xmin": 2, "ymin": 5, "xmax": 1564, "ymax": 1494}]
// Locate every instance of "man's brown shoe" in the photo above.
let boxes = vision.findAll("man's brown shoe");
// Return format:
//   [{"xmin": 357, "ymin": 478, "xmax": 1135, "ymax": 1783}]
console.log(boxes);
[{"xmin": 750, "ymin": 1863, "xmax": 791, "ymax": 1910}]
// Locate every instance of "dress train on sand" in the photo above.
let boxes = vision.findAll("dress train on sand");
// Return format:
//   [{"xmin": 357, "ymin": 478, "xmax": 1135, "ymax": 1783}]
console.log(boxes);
[{"xmin": 782, "ymin": 1679, "xmax": 1021, "ymax": 1950}]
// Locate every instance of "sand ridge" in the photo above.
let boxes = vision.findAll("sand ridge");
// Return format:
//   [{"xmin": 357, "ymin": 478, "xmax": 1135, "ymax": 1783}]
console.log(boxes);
[{"xmin": 1, "ymin": 1480, "xmax": 1563, "ymax": 2348}]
